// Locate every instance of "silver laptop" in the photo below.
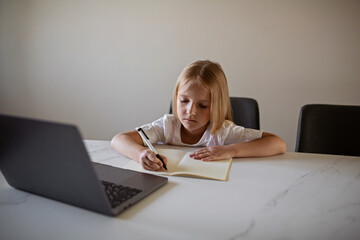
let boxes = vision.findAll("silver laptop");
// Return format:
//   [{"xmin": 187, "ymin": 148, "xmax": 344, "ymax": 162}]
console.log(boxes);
[{"xmin": 0, "ymin": 114, "xmax": 167, "ymax": 216}]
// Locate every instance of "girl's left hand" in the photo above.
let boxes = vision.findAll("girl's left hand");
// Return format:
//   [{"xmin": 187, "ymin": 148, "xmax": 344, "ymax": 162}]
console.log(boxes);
[{"xmin": 189, "ymin": 146, "xmax": 233, "ymax": 161}]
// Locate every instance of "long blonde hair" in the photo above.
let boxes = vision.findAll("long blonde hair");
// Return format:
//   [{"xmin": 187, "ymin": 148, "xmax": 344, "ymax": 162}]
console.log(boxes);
[{"xmin": 172, "ymin": 60, "xmax": 232, "ymax": 134}]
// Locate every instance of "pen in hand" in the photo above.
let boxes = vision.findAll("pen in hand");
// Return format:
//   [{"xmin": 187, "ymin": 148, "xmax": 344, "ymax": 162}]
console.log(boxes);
[{"xmin": 136, "ymin": 128, "xmax": 167, "ymax": 170}]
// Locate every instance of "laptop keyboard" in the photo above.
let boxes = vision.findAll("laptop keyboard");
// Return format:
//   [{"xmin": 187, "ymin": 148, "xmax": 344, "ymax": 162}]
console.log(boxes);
[{"xmin": 101, "ymin": 181, "xmax": 143, "ymax": 208}]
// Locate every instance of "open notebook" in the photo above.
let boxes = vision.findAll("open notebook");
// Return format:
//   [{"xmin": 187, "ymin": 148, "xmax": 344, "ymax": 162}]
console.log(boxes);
[{"xmin": 123, "ymin": 148, "xmax": 232, "ymax": 181}]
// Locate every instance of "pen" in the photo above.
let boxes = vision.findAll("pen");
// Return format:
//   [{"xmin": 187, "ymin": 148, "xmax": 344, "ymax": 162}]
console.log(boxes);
[{"xmin": 136, "ymin": 127, "xmax": 167, "ymax": 170}]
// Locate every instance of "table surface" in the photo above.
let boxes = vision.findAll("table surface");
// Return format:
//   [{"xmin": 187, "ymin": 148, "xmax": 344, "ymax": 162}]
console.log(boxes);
[{"xmin": 1, "ymin": 140, "xmax": 360, "ymax": 240}]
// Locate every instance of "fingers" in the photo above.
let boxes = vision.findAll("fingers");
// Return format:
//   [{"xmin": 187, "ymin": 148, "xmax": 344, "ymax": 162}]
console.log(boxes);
[
  {"xmin": 189, "ymin": 147, "xmax": 227, "ymax": 161},
  {"xmin": 158, "ymin": 154, "xmax": 168, "ymax": 170},
  {"xmin": 190, "ymin": 148, "xmax": 212, "ymax": 160},
  {"xmin": 159, "ymin": 154, "xmax": 168, "ymax": 165},
  {"xmin": 189, "ymin": 148, "xmax": 206, "ymax": 157},
  {"xmin": 139, "ymin": 150, "xmax": 166, "ymax": 171},
  {"xmin": 142, "ymin": 159, "xmax": 161, "ymax": 170},
  {"xmin": 200, "ymin": 156, "xmax": 217, "ymax": 162}
]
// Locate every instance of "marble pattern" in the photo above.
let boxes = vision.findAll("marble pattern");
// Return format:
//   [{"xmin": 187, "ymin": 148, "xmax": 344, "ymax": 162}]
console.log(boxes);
[{"xmin": 0, "ymin": 140, "xmax": 359, "ymax": 240}]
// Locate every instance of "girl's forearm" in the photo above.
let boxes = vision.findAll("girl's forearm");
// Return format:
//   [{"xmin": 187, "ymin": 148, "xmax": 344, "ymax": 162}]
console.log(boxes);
[
  {"xmin": 229, "ymin": 133, "xmax": 286, "ymax": 158},
  {"xmin": 110, "ymin": 132, "xmax": 145, "ymax": 163}
]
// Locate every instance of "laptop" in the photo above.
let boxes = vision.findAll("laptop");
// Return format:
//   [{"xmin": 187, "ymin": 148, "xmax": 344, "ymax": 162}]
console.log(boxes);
[{"xmin": 0, "ymin": 114, "xmax": 168, "ymax": 216}]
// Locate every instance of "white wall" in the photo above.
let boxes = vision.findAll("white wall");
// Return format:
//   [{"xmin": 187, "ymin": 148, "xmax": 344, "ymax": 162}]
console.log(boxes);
[{"xmin": 1, "ymin": 0, "xmax": 360, "ymax": 151}]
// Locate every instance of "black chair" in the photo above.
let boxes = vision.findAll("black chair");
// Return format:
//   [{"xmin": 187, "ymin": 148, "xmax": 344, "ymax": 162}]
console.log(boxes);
[
  {"xmin": 295, "ymin": 104, "xmax": 360, "ymax": 156},
  {"xmin": 169, "ymin": 97, "xmax": 260, "ymax": 129},
  {"xmin": 230, "ymin": 97, "xmax": 260, "ymax": 130}
]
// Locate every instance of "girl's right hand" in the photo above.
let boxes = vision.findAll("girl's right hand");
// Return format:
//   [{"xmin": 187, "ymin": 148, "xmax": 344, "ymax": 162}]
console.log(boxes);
[{"xmin": 138, "ymin": 149, "xmax": 167, "ymax": 171}]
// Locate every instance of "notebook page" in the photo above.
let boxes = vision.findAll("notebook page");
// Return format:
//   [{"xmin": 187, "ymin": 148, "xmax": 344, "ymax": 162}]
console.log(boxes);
[
  {"xmin": 121, "ymin": 148, "xmax": 185, "ymax": 174},
  {"xmin": 173, "ymin": 151, "xmax": 231, "ymax": 180},
  {"xmin": 122, "ymin": 148, "xmax": 231, "ymax": 180}
]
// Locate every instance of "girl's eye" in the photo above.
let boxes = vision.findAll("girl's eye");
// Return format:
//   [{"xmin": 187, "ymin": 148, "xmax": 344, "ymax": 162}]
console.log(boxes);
[
  {"xmin": 199, "ymin": 104, "xmax": 208, "ymax": 109},
  {"xmin": 180, "ymin": 99, "xmax": 189, "ymax": 103}
]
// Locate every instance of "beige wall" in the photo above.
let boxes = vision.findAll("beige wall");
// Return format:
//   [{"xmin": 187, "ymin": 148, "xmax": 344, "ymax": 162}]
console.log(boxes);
[{"xmin": 1, "ymin": 0, "xmax": 360, "ymax": 151}]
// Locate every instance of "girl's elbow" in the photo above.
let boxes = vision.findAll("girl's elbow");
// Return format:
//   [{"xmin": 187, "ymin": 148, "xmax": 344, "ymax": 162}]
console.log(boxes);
[
  {"xmin": 264, "ymin": 133, "xmax": 286, "ymax": 154},
  {"xmin": 110, "ymin": 133, "xmax": 121, "ymax": 148},
  {"xmin": 278, "ymin": 140, "xmax": 287, "ymax": 153},
  {"xmin": 269, "ymin": 134, "xmax": 286, "ymax": 154}
]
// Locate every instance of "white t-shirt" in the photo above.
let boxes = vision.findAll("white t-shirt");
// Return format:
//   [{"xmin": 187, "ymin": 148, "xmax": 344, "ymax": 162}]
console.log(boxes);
[{"xmin": 138, "ymin": 114, "xmax": 263, "ymax": 147}]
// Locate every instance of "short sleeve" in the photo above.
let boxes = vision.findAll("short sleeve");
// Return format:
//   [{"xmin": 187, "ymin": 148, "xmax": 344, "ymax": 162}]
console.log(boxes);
[
  {"xmin": 239, "ymin": 128, "xmax": 263, "ymax": 142},
  {"xmin": 137, "ymin": 116, "xmax": 166, "ymax": 144},
  {"xmin": 221, "ymin": 121, "xmax": 263, "ymax": 145}
]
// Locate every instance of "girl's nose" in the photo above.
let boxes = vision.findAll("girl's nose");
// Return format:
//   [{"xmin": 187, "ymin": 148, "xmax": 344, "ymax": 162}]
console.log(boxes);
[{"xmin": 187, "ymin": 103, "xmax": 197, "ymax": 116}]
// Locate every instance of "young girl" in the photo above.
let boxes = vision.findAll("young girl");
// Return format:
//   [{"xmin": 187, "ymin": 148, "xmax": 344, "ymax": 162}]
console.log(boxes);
[{"xmin": 111, "ymin": 60, "xmax": 286, "ymax": 171}]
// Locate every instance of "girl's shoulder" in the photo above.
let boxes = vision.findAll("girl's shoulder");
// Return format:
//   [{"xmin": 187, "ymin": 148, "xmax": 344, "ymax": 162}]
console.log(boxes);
[
  {"xmin": 150, "ymin": 113, "xmax": 177, "ymax": 124},
  {"xmin": 162, "ymin": 113, "xmax": 178, "ymax": 124},
  {"xmin": 214, "ymin": 120, "xmax": 263, "ymax": 144},
  {"xmin": 213, "ymin": 120, "xmax": 246, "ymax": 137},
  {"xmin": 221, "ymin": 120, "xmax": 242, "ymax": 129},
  {"xmin": 163, "ymin": 113, "xmax": 177, "ymax": 121},
  {"xmin": 161, "ymin": 114, "xmax": 181, "ymax": 129}
]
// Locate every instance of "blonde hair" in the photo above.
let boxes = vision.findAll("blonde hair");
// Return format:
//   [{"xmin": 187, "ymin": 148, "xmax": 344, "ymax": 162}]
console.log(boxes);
[{"xmin": 172, "ymin": 60, "xmax": 232, "ymax": 134}]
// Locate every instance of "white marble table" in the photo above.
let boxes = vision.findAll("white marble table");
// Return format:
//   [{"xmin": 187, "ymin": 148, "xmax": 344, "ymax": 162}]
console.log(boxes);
[{"xmin": 1, "ymin": 140, "xmax": 360, "ymax": 240}]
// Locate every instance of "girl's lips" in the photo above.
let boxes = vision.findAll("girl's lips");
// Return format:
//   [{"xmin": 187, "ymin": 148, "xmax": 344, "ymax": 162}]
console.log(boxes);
[{"xmin": 184, "ymin": 118, "xmax": 197, "ymax": 122}]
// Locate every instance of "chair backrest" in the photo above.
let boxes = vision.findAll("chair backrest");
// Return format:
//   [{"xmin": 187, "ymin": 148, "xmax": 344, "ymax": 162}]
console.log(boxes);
[
  {"xmin": 169, "ymin": 97, "xmax": 260, "ymax": 129},
  {"xmin": 295, "ymin": 104, "xmax": 360, "ymax": 156},
  {"xmin": 230, "ymin": 97, "xmax": 260, "ymax": 129}
]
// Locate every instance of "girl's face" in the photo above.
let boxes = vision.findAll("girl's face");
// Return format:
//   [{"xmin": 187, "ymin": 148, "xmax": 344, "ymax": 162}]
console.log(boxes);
[{"xmin": 176, "ymin": 81, "xmax": 211, "ymax": 137}]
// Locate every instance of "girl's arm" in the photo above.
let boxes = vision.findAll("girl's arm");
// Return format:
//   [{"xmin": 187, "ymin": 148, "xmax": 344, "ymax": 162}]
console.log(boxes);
[
  {"xmin": 110, "ymin": 130, "xmax": 167, "ymax": 170},
  {"xmin": 190, "ymin": 132, "xmax": 286, "ymax": 161}
]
